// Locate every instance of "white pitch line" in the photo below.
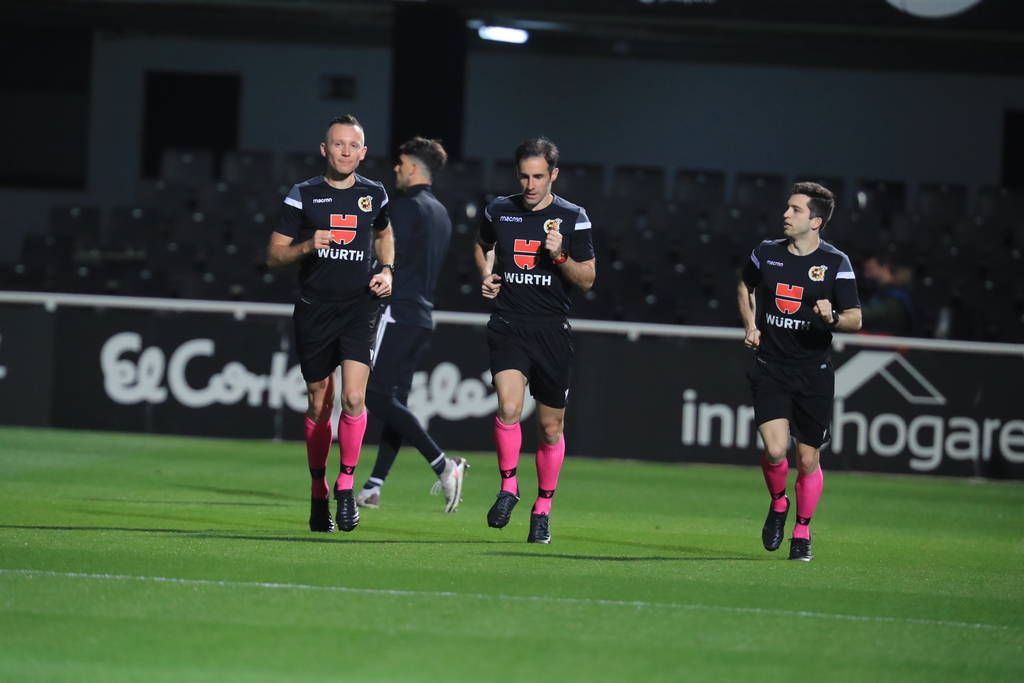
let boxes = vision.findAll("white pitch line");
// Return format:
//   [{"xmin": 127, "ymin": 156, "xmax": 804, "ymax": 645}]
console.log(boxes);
[{"xmin": 0, "ymin": 568, "xmax": 1012, "ymax": 633}]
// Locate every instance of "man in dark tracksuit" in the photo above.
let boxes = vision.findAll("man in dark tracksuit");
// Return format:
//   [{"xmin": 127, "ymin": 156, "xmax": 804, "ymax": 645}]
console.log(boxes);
[{"xmin": 356, "ymin": 137, "xmax": 467, "ymax": 512}]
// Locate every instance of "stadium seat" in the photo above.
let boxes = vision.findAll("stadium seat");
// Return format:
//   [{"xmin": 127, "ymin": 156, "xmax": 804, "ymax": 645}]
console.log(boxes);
[
  {"xmin": 733, "ymin": 173, "xmax": 785, "ymax": 210},
  {"xmin": 555, "ymin": 163, "xmax": 605, "ymax": 205},
  {"xmin": 854, "ymin": 179, "xmax": 906, "ymax": 225},
  {"xmin": 135, "ymin": 178, "xmax": 195, "ymax": 217},
  {"xmin": 281, "ymin": 152, "xmax": 323, "ymax": 184},
  {"xmin": 106, "ymin": 206, "xmax": 168, "ymax": 251},
  {"xmin": 160, "ymin": 148, "xmax": 214, "ymax": 187},
  {"xmin": 222, "ymin": 149, "xmax": 275, "ymax": 187},
  {"xmin": 433, "ymin": 159, "xmax": 485, "ymax": 196},
  {"xmin": 357, "ymin": 157, "xmax": 391, "ymax": 186},
  {"xmin": 916, "ymin": 182, "xmax": 967, "ymax": 224},
  {"xmin": 489, "ymin": 159, "xmax": 516, "ymax": 196},
  {"xmin": 610, "ymin": 165, "xmax": 667, "ymax": 203},
  {"xmin": 671, "ymin": 169, "xmax": 725, "ymax": 209},
  {"xmin": 49, "ymin": 204, "xmax": 101, "ymax": 248},
  {"xmin": 974, "ymin": 185, "xmax": 1024, "ymax": 224}
]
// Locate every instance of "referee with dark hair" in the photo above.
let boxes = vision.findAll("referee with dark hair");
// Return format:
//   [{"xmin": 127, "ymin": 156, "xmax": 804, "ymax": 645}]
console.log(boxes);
[
  {"xmin": 738, "ymin": 182, "xmax": 862, "ymax": 561},
  {"xmin": 355, "ymin": 137, "xmax": 467, "ymax": 512}
]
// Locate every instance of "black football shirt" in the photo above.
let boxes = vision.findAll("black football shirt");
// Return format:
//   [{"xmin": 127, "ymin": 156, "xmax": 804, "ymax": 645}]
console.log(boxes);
[
  {"xmin": 741, "ymin": 238, "xmax": 861, "ymax": 364},
  {"xmin": 277, "ymin": 173, "xmax": 390, "ymax": 301},
  {"xmin": 478, "ymin": 193, "xmax": 595, "ymax": 318}
]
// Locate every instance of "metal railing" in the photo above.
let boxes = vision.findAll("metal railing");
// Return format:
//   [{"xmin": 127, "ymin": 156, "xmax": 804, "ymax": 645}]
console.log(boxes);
[{"xmin": 2, "ymin": 290, "xmax": 1022, "ymax": 356}]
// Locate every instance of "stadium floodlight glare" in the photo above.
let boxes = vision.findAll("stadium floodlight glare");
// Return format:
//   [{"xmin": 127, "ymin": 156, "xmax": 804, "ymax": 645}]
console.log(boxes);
[{"xmin": 478, "ymin": 26, "xmax": 529, "ymax": 44}]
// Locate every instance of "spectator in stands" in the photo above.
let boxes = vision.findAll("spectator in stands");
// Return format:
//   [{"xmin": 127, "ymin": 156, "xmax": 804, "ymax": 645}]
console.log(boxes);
[{"xmin": 860, "ymin": 252, "xmax": 914, "ymax": 336}]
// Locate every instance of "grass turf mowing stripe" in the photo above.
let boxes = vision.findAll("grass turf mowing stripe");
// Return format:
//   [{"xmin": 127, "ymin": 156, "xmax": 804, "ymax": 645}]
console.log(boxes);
[{"xmin": 3, "ymin": 567, "xmax": 1011, "ymax": 633}]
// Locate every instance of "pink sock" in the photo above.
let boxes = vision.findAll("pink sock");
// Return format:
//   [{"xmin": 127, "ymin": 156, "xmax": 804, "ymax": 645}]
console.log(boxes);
[
  {"xmin": 793, "ymin": 466, "xmax": 824, "ymax": 540},
  {"xmin": 761, "ymin": 453, "xmax": 790, "ymax": 513},
  {"xmin": 533, "ymin": 435, "xmax": 565, "ymax": 516},
  {"xmin": 494, "ymin": 416, "xmax": 522, "ymax": 495},
  {"xmin": 305, "ymin": 417, "xmax": 332, "ymax": 499},
  {"xmin": 334, "ymin": 410, "xmax": 367, "ymax": 492}
]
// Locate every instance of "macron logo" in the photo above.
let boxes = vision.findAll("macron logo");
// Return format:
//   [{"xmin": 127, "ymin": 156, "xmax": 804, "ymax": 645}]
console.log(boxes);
[
  {"xmin": 312, "ymin": 197, "xmax": 333, "ymax": 204},
  {"xmin": 767, "ymin": 259, "xmax": 784, "ymax": 267},
  {"xmin": 499, "ymin": 215, "xmax": 523, "ymax": 223}
]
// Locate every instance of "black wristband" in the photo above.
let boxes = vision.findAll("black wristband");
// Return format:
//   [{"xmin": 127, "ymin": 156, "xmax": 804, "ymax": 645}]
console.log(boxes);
[
  {"xmin": 381, "ymin": 263, "xmax": 395, "ymax": 274},
  {"xmin": 829, "ymin": 309, "xmax": 840, "ymax": 328}
]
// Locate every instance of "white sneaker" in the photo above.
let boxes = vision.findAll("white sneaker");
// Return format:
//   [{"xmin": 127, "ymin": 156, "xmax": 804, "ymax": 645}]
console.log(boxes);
[
  {"xmin": 430, "ymin": 457, "xmax": 467, "ymax": 513},
  {"xmin": 355, "ymin": 485, "xmax": 381, "ymax": 509}
]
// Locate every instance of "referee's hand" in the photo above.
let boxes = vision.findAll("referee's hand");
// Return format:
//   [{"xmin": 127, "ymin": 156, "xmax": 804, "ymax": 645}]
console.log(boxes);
[
  {"xmin": 744, "ymin": 327, "xmax": 761, "ymax": 349},
  {"xmin": 813, "ymin": 299, "xmax": 833, "ymax": 324},
  {"xmin": 311, "ymin": 230, "xmax": 331, "ymax": 250},
  {"xmin": 481, "ymin": 274, "xmax": 502, "ymax": 299},
  {"xmin": 369, "ymin": 270, "xmax": 392, "ymax": 298}
]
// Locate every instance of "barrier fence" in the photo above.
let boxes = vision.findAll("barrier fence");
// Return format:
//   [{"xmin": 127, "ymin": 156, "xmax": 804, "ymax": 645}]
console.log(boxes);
[{"xmin": 2, "ymin": 291, "xmax": 1022, "ymax": 479}]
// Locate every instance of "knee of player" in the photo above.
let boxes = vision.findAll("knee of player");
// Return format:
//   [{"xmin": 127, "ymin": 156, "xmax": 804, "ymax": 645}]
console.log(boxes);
[
  {"xmin": 764, "ymin": 443, "xmax": 789, "ymax": 461},
  {"xmin": 497, "ymin": 401, "xmax": 523, "ymax": 424},
  {"xmin": 538, "ymin": 418, "xmax": 564, "ymax": 443},
  {"xmin": 796, "ymin": 450, "xmax": 820, "ymax": 474},
  {"xmin": 342, "ymin": 388, "xmax": 366, "ymax": 412}
]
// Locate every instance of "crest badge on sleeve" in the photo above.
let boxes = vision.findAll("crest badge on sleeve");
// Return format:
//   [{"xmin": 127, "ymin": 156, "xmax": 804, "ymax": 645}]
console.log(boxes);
[
  {"xmin": 808, "ymin": 265, "xmax": 827, "ymax": 282},
  {"xmin": 358, "ymin": 195, "xmax": 373, "ymax": 213},
  {"xmin": 543, "ymin": 218, "xmax": 562, "ymax": 233}
]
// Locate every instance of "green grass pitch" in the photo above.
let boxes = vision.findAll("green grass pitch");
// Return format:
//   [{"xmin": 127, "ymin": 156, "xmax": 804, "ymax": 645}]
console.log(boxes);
[{"xmin": 1, "ymin": 426, "xmax": 1021, "ymax": 682}]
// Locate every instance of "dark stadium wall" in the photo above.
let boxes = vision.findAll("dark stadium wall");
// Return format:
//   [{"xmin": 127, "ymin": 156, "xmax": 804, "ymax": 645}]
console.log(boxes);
[
  {"xmin": 84, "ymin": 33, "xmax": 1024, "ymax": 204},
  {"xmin": 464, "ymin": 52, "xmax": 1024, "ymax": 194},
  {"xmin": 5, "ymin": 31, "xmax": 1024, "ymax": 262}
]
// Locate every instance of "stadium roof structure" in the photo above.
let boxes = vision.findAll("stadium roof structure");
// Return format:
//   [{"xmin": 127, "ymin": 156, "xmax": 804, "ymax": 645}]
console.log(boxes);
[{"xmin": 7, "ymin": 0, "xmax": 1024, "ymax": 75}]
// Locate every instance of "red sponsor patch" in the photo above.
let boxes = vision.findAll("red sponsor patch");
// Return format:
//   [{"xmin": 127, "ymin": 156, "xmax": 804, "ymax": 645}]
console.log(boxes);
[
  {"xmin": 775, "ymin": 283, "xmax": 804, "ymax": 315},
  {"xmin": 329, "ymin": 214, "xmax": 357, "ymax": 245},
  {"xmin": 513, "ymin": 238, "xmax": 541, "ymax": 270}
]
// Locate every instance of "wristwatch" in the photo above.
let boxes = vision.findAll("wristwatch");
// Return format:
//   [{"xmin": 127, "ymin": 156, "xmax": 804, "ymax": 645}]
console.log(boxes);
[
  {"xmin": 381, "ymin": 263, "xmax": 395, "ymax": 274},
  {"xmin": 829, "ymin": 309, "xmax": 840, "ymax": 327}
]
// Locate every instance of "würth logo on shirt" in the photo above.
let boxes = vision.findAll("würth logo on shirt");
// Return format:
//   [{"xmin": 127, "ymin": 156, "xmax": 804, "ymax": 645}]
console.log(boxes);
[
  {"xmin": 775, "ymin": 283, "xmax": 804, "ymax": 315},
  {"xmin": 329, "ymin": 214, "xmax": 357, "ymax": 245},
  {"xmin": 513, "ymin": 239, "xmax": 541, "ymax": 270}
]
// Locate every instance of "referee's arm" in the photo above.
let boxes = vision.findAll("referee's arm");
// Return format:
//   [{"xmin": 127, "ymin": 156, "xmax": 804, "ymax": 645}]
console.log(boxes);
[
  {"xmin": 267, "ymin": 231, "xmax": 328, "ymax": 268},
  {"xmin": 814, "ymin": 301, "xmax": 863, "ymax": 333},
  {"xmin": 737, "ymin": 281, "xmax": 760, "ymax": 348},
  {"xmin": 474, "ymin": 239, "xmax": 501, "ymax": 299}
]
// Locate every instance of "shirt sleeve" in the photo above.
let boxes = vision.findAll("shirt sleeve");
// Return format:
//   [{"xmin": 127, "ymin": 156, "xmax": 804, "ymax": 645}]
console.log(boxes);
[
  {"xmin": 741, "ymin": 242, "xmax": 763, "ymax": 289},
  {"xmin": 373, "ymin": 186, "xmax": 390, "ymax": 230},
  {"xmin": 478, "ymin": 200, "xmax": 496, "ymax": 245},
  {"xmin": 277, "ymin": 184, "xmax": 303, "ymax": 238},
  {"xmin": 834, "ymin": 253, "xmax": 861, "ymax": 310},
  {"xmin": 567, "ymin": 207, "xmax": 595, "ymax": 262}
]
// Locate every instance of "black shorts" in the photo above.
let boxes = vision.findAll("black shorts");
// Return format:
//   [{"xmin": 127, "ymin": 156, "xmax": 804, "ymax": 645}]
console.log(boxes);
[
  {"xmin": 293, "ymin": 293, "xmax": 384, "ymax": 382},
  {"xmin": 487, "ymin": 313, "xmax": 573, "ymax": 409},
  {"xmin": 747, "ymin": 355, "xmax": 835, "ymax": 449},
  {"xmin": 368, "ymin": 312, "xmax": 431, "ymax": 402}
]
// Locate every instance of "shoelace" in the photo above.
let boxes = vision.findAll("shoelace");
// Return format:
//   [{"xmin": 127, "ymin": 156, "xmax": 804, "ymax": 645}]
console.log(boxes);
[
  {"xmin": 532, "ymin": 516, "xmax": 549, "ymax": 537},
  {"xmin": 429, "ymin": 460, "xmax": 461, "ymax": 498},
  {"xmin": 338, "ymin": 496, "xmax": 358, "ymax": 521}
]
